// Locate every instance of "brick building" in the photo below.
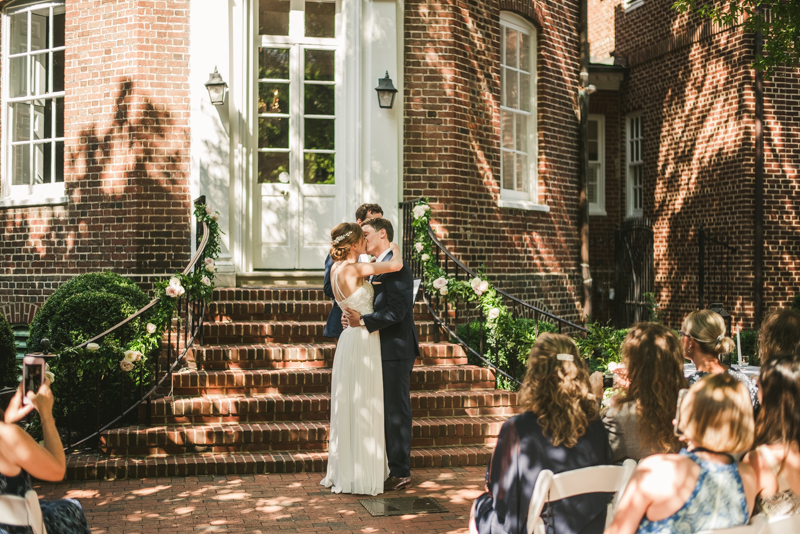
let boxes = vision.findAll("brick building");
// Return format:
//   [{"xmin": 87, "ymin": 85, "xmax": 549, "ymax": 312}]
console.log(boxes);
[
  {"xmin": 587, "ymin": 0, "xmax": 800, "ymax": 329},
  {"xmin": 0, "ymin": 0, "xmax": 589, "ymax": 331}
]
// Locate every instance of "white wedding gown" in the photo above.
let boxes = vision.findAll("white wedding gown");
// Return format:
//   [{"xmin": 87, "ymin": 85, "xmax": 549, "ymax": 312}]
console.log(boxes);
[{"xmin": 320, "ymin": 270, "xmax": 389, "ymax": 495}]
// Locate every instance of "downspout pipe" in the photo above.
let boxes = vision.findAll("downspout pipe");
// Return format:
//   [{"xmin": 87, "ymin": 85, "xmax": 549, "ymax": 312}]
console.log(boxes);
[
  {"xmin": 754, "ymin": 26, "xmax": 764, "ymax": 326},
  {"xmin": 578, "ymin": 0, "xmax": 592, "ymax": 322}
]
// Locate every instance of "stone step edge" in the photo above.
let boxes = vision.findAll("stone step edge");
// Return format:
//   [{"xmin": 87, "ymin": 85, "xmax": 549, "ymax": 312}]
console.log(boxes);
[{"xmin": 64, "ymin": 447, "xmax": 494, "ymax": 480}]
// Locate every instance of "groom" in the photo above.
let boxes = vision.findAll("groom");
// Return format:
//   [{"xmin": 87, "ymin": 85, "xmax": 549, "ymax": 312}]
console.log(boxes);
[{"xmin": 343, "ymin": 217, "xmax": 419, "ymax": 492}]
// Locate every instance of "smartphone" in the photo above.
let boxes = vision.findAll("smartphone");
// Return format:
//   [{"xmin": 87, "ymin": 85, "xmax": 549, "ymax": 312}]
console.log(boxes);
[
  {"xmin": 603, "ymin": 374, "xmax": 614, "ymax": 389},
  {"xmin": 22, "ymin": 356, "xmax": 45, "ymax": 406}
]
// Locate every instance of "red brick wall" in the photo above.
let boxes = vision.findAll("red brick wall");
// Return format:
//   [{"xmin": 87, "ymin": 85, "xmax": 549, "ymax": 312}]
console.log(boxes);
[
  {"xmin": 403, "ymin": 0, "xmax": 585, "ymax": 321},
  {"xmin": 0, "ymin": 0, "xmax": 191, "ymax": 316}
]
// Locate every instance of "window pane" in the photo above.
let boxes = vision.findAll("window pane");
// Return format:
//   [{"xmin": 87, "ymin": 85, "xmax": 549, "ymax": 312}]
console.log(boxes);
[
  {"xmin": 505, "ymin": 69, "xmax": 518, "ymax": 110},
  {"xmin": 12, "ymin": 145, "xmax": 30, "ymax": 186},
  {"xmin": 589, "ymin": 139, "xmax": 599, "ymax": 161},
  {"xmin": 519, "ymin": 31, "xmax": 531, "ymax": 72},
  {"xmin": 259, "ymin": 82, "xmax": 290, "ymax": 114},
  {"xmin": 40, "ymin": 99, "xmax": 51, "ymax": 140},
  {"xmin": 506, "ymin": 28, "xmax": 518, "ymax": 68},
  {"xmin": 259, "ymin": 48, "xmax": 290, "ymax": 80},
  {"xmin": 304, "ymin": 118, "xmax": 334, "ymax": 150},
  {"xmin": 589, "ymin": 120, "xmax": 599, "ymax": 161},
  {"xmin": 258, "ymin": 151, "xmax": 290, "ymax": 183},
  {"xmin": 11, "ymin": 103, "xmax": 30, "ymax": 142},
  {"xmin": 516, "ymin": 154, "xmax": 528, "ymax": 192},
  {"xmin": 305, "ymin": 1, "xmax": 335, "ymax": 38},
  {"xmin": 588, "ymin": 164, "xmax": 599, "ymax": 204},
  {"xmin": 53, "ymin": 50, "xmax": 64, "ymax": 92},
  {"xmin": 520, "ymin": 72, "xmax": 531, "ymax": 112},
  {"xmin": 259, "ymin": 117, "xmax": 289, "ymax": 148},
  {"xmin": 55, "ymin": 97, "xmax": 64, "ymax": 138},
  {"xmin": 515, "ymin": 113, "xmax": 527, "ymax": 152},
  {"xmin": 9, "ymin": 12, "xmax": 28, "ymax": 55},
  {"xmin": 53, "ymin": 13, "xmax": 65, "ymax": 48},
  {"xmin": 31, "ymin": 53, "xmax": 48, "ymax": 96},
  {"xmin": 35, "ymin": 142, "xmax": 49, "ymax": 184},
  {"xmin": 304, "ymin": 84, "xmax": 335, "ymax": 116},
  {"xmin": 30, "ymin": 11, "xmax": 47, "ymax": 52},
  {"xmin": 304, "ymin": 153, "xmax": 335, "ymax": 184},
  {"xmin": 55, "ymin": 141, "xmax": 64, "ymax": 182},
  {"xmin": 10, "ymin": 56, "xmax": 28, "ymax": 98},
  {"xmin": 501, "ymin": 111, "xmax": 513, "ymax": 150},
  {"xmin": 589, "ymin": 120, "xmax": 598, "ymax": 141},
  {"xmin": 502, "ymin": 151, "xmax": 514, "ymax": 190},
  {"xmin": 305, "ymin": 49, "xmax": 335, "ymax": 81},
  {"xmin": 259, "ymin": 0, "xmax": 290, "ymax": 36}
]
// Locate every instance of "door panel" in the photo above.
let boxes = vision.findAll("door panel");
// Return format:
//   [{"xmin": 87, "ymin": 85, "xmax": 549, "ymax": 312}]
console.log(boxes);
[{"xmin": 299, "ymin": 189, "xmax": 337, "ymax": 267}]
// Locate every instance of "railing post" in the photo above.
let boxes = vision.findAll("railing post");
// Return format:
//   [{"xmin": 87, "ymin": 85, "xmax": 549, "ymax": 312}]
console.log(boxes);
[{"xmin": 699, "ymin": 225, "xmax": 705, "ymax": 309}]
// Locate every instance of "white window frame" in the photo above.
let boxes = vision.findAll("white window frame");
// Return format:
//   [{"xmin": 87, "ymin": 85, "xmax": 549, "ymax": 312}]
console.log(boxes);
[
  {"xmin": 0, "ymin": 0, "xmax": 67, "ymax": 208},
  {"xmin": 624, "ymin": 0, "xmax": 644, "ymax": 12},
  {"xmin": 626, "ymin": 111, "xmax": 643, "ymax": 218},
  {"xmin": 498, "ymin": 12, "xmax": 547, "ymax": 212},
  {"xmin": 588, "ymin": 114, "xmax": 605, "ymax": 216}
]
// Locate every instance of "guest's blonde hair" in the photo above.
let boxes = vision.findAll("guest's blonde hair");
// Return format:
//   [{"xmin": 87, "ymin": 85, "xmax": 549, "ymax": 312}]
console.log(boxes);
[
  {"xmin": 518, "ymin": 333, "xmax": 598, "ymax": 448},
  {"xmin": 677, "ymin": 373, "xmax": 754, "ymax": 454},
  {"xmin": 682, "ymin": 310, "xmax": 735, "ymax": 356}
]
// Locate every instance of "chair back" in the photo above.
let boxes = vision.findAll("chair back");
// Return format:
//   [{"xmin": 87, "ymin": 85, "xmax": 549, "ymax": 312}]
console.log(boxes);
[
  {"xmin": 0, "ymin": 489, "xmax": 47, "ymax": 534},
  {"xmin": 692, "ymin": 513, "xmax": 766, "ymax": 534},
  {"xmin": 526, "ymin": 459, "xmax": 637, "ymax": 534},
  {"xmin": 761, "ymin": 514, "xmax": 800, "ymax": 534}
]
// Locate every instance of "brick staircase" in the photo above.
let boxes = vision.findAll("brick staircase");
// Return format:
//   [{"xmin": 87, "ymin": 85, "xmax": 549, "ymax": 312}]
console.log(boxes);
[{"xmin": 65, "ymin": 287, "xmax": 518, "ymax": 480}]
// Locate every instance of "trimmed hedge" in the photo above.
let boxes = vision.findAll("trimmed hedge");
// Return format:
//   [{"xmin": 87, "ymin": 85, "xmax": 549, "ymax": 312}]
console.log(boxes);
[{"xmin": 0, "ymin": 311, "xmax": 17, "ymax": 388}]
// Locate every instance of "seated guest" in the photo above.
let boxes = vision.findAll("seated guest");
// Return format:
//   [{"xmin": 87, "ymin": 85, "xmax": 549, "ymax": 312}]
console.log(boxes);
[
  {"xmin": 591, "ymin": 323, "xmax": 687, "ymax": 462},
  {"xmin": 470, "ymin": 334, "xmax": 612, "ymax": 534},
  {"xmin": 742, "ymin": 351, "xmax": 800, "ymax": 517},
  {"xmin": 682, "ymin": 309, "xmax": 760, "ymax": 410},
  {"xmin": 758, "ymin": 308, "xmax": 800, "ymax": 364},
  {"xmin": 605, "ymin": 373, "xmax": 757, "ymax": 534},
  {"xmin": 0, "ymin": 381, "xmax": 90, "ymax": 534}
]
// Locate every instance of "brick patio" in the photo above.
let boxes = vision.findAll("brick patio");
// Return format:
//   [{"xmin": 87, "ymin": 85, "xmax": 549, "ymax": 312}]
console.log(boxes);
[{"xmin": 34, "ymin": 467, "xmax": 486, "ymax": 533}]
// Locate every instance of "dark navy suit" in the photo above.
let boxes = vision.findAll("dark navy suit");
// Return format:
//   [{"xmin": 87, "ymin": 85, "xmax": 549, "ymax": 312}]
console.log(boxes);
[
  {"xmin": 322, "ymin": 254, "xmax": 343, "ymax": 339},
  {"xmin": 361, "ymin": 250, "xmax": 420, "ymax": 478}
]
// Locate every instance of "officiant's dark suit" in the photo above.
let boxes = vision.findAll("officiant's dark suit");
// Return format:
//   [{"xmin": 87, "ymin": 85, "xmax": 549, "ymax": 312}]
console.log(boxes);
[
  {"xmin": 322, "ymin": 254, "xmax": 343, "ymax": 339},
  {"xmin": 362, "ymin": 250, "xmax": 420, "ymax": 480}
]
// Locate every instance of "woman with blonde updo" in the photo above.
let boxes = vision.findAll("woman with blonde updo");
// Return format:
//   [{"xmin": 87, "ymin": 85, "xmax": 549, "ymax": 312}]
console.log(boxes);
[
  {"xmin": 320, "ymin": 221, "xmax": 404, "ymax": 496},
  {"xmin": 470, "ymin": 334, "xmax": 612, "ymax": 534},
  {"xmin": 682, "ymin": 310, "xmax": 759, "ymax": 410}
]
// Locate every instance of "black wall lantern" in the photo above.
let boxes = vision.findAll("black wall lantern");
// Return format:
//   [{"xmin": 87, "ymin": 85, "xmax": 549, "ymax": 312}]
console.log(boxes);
[
  {"xmin": 205, "ymin": 66, "xmax": 228, "ymax": 106},
  {"xmin": 375, "ymin": 71, "xmax": 398, "ymax": 109}
]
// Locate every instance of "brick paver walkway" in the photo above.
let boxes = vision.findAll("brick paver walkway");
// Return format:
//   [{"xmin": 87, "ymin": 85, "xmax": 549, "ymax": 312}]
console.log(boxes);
[{"xmin": 34, "ymin": 467, "xmax": 486, "ymax": 533}]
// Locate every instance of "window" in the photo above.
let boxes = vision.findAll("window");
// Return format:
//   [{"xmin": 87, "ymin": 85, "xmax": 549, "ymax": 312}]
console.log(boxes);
[
  {"xmin": 257, "ymin": 0, "xmax": 339, "ymax": 186},
  {"xmin": 588, "ymin": 115, "xmax": 605, "ymax": 216},
  {"xmin": 1, "ymin": 1, "xmax": 66, "ymax": 207},
  {"xmin": 626, "ymin": 112, "xmax": 643, "ymax": 217},
  {"xmin": 499, "ymin": 13, "xmax": 545, "ymax": 211}
]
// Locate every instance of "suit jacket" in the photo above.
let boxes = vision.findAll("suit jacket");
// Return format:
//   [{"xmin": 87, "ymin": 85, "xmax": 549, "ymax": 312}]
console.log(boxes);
[
  {"xmin": 323, "ymin": 254, "xmax": 343, "ymax": 339},
  {"xmin": 361, "ymin": 250, "xmax": 420, "ymax": 361}
]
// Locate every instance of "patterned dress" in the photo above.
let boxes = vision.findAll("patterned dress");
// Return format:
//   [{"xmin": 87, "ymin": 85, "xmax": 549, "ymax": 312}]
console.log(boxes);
[
  {"xmin": 687, "ymin": 367, "xmax": 760, "ymax": 412},
  {"xmin": 636, "ymin": 449, "xmax": 749, "ymax": 534},
  {"xmin": 0, "ymin": 469, "xmax": 90, "ymax": 534}
]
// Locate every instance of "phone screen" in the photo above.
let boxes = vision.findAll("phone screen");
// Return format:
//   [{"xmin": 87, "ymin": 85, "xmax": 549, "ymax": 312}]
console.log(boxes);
[{"xmin": 24, "ymin": 363, "xmax": 42, "ymax": 399}]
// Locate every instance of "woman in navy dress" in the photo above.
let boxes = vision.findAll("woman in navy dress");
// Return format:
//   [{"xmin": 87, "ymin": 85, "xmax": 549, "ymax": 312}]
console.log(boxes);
[{"xmin": 470, "ymin": 333, "xmax": 613, "ymax": 534}]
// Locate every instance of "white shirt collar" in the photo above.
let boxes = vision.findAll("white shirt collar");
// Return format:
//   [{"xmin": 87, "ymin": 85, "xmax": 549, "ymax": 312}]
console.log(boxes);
[{"xmin": 376, "ymin": 247, "xmax": 392, "ymax": 263}]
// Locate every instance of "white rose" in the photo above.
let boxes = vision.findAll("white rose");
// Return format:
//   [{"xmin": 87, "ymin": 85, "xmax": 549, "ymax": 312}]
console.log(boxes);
[
  {"xmin": 470, "ymin": 277, "xmax": 482, "ymax": 290},
  {"xmin": 146, "ymin": 323, "xmax": 157, "ymax": 334},
  {"xmin": 440, "ymin": 287, "xmax": 448, "ymax": 296},
  {"xmin": 123, "ymin": 350, "xmax": 138, "ymax": 363},
  {"xmin": 432, "ymin": 277, "xmax": 448, "ymax": 289},
  {"xmin": 120, "ymin": 360, "xmax": 134, "ymax": 372},
  {"xmin": 488, "ymin": 308, "xmax": 500, "ymax": 320},
  {"xmin": 474, "ymin": 289, "xmax": 483, "ymax": 297},
  {"xmin": 415, "ymin": 242, "xmax": 424, "ymax": 253},
  {"xmin": 211, "ymin": 212, "xmax": 219, "ymax": 222},
  {"xmin": 205, "ymin": 204, "xmax": 214, "ymax": 216},
  {"xmin": 204, "ymin": 258, "xmax": 216, "ymax": 273},
  {"xmin": 169, "ymin": 277, "xmax": 182, "ymax": 288},
  {"xmin": 87, "ymin": 342, "xmax": 100, "ymax": 352},
  {"xmin": 421, "ymin": 253, "xmax": 430, "ymax": 261},
  {"xmin": 177, "ymin": 285, "xmax": 185, "ymax": 296},
  {"xmin": 202, "ymin": 275, "xmax": 211, "ymax": 286},
  {"xmin": 44, "ymin": 363, "xmax": 54, "ymax": 384},
  {"xmin": 412, "ymin": 205, "xmax": 430, "ymax": 219},
  {"xmin": 165, "ymin": 285, "xmax": 179, "ymax": 298},
  {"xmin": 478, "ymin": 281, "xmax": 489, "ymax": 293}
]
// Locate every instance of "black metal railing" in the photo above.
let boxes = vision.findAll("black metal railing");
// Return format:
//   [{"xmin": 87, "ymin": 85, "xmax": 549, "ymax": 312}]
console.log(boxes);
[
  {"xmin": 400, "ymin": 200, "xmax": 587, "ymax": 386},
  {"xmin": 60, "ymin": 196, "xmax": 210, "ymax": 451},
  {"xmin": 698, "ymin": 225, "xmax": 736, "ymax": 311}
]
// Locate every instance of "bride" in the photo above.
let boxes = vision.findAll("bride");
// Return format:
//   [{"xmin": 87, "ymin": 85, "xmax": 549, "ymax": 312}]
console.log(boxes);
[{"xmin": 321, "ymin": 221, "xmax": 404, "ymax": 495}]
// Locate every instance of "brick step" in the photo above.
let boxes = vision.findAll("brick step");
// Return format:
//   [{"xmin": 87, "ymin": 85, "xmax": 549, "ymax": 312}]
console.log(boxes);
[
  {"xmin": 143, "ymin": 389, "xmax": 519, "ymax": 424},
  {"xmin": 171, "ymin": 365, "xmax": 496, "ymax": 395},
  {"xmin": 213, "ymin": 288, "xmax": 329, "ymax": 303},
  {"xmin": 193, "ymin": 341, "xmax": 467, "ymax": 370},
  {"xmin": 206, "ymin": 300, "xmax": 434, "ymax": 323},
  {"xmin": 100, "ymin": 415, "xmax": 507, "ymax": 455},
  {"xmin": 65, "ymin": 446, "xmax": 495, "ymax": 480},
  {"xmin": 202, "ymin": 320, "xmax": 440, "ymax": 345}
]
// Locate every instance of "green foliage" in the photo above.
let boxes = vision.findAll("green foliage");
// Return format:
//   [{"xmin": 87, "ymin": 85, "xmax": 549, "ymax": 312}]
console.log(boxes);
[
  {"xmin": 672, "ymin": 0, "xmax": 800, "ymax": 78},
  {"xmin": 574, "ymin": 322, "xmax": 629, "ymax": 373},
  {"xmin": 643, "ymin": 292, "xmax": 661, "ymax": 323},
  {"xmin": 731, "ymin": 329, "xmax": 760, "ymax": 366},
  {"xmin": 0, "ymin": 311, "xmax": 18, "ymax": 388},
  {"xmin": 792, "ymin": 294, "xmax": 800, "ymax": 311}
]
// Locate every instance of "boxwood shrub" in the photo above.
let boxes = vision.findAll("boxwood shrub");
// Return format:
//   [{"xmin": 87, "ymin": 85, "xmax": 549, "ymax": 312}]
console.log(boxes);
[{"xmin": 0, "ymin": 311, "xmax": 17, "ymax": 388}]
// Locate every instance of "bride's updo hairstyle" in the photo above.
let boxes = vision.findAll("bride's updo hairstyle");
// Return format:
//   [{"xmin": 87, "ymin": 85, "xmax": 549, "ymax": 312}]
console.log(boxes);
[{"xmin": 330, "ymin": 222, "xmax": 364, "ymax": 261}]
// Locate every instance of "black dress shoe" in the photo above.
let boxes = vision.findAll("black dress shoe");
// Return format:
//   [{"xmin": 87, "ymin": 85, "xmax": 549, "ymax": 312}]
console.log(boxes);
[{"xmin": 384, "ymin": 475, "xmax": 412, "ymax": 492}]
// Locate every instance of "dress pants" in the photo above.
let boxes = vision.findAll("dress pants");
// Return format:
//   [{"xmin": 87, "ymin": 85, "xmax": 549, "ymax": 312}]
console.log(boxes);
[{"xmin": 382, "ymin": 357, "xmax": 415, "ymax": 478}]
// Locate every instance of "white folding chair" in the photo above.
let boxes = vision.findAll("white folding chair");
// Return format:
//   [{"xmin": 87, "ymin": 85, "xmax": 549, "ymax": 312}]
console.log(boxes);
[
  {"xmin": 526, "ymin": 459, "xmax": 637, "ymax": 534},
  {"xmin": 0, "ymin": 490, "xmax": 47, "ymax": 534},
  {"xmin": 686, "ymin": 512, "xmax": 766, "ymax": 534},
  {"xmin": 761, "ymin": 513, "xmax": 800, "ymax": 534}
]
